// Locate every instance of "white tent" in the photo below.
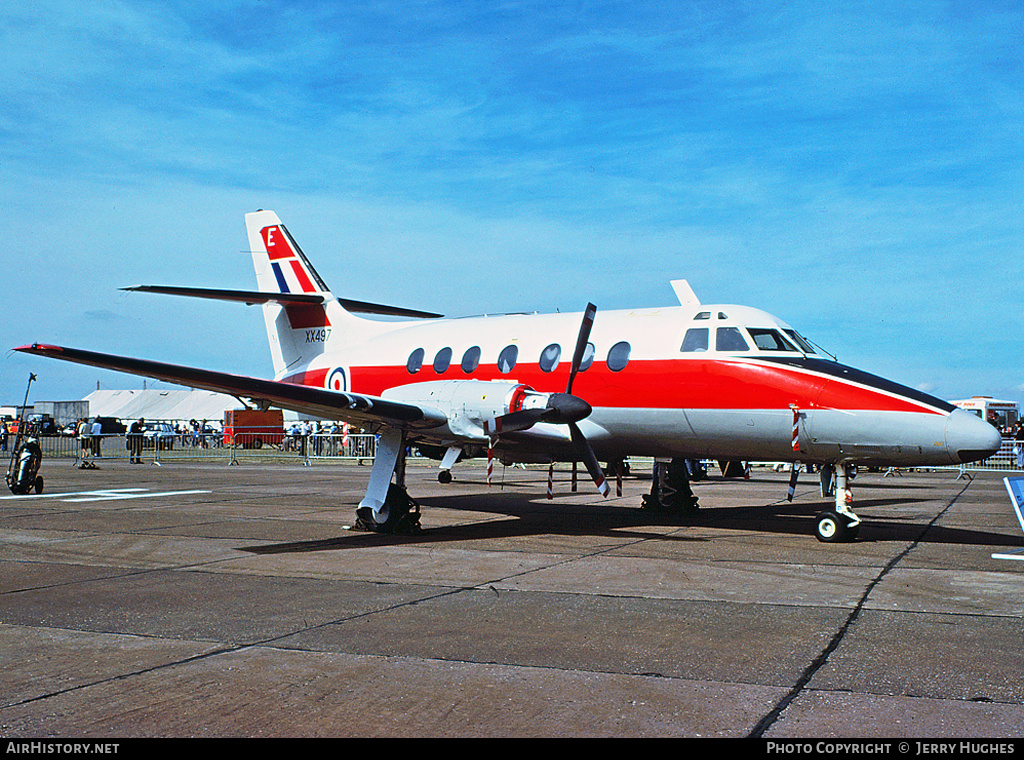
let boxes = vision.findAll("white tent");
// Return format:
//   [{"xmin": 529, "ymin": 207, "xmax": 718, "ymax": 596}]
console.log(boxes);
[{"xmin": 83, "ymin": 389, "xmax": 239, "ymax": 424}]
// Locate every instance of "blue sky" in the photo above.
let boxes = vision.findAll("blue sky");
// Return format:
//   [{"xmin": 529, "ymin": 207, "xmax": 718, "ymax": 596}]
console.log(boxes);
[{"xmin": 2, "ymin": 0, "xmax": 1021, "ymax": 408}]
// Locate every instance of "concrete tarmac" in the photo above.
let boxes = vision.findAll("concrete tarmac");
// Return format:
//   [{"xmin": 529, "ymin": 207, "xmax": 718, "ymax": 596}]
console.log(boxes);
[{"xmin": 1, "ymin": 457, "xmax": 1022, "ymax": 738}]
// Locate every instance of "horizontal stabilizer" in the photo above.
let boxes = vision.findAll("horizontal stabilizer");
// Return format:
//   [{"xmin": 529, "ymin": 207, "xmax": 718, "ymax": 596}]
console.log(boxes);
[{"xmin": 123, "ymin": 285, "xmax": 443, "ymax": 318}]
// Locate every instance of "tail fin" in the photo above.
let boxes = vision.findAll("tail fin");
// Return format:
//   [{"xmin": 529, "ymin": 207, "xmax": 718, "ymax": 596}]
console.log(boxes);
[
  {"xmin": 247, "ymin": 209, "xmax": 331, "ymax": 297},
  {"xmin": 246, "ymin": 210, "xmax": 354, "ymax": 379}
]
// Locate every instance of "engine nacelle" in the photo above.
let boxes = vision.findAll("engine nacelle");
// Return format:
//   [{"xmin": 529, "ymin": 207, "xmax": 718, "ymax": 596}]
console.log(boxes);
[{"xmin": 382, "ymin": 380, "xmax": 542, "ymax": 441}]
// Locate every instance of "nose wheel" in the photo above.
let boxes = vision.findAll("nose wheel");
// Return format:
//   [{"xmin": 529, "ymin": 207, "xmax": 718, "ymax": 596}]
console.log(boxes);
[{"xmin": 814, "ymin": 463, "xmax": 861, "ymax": 543}]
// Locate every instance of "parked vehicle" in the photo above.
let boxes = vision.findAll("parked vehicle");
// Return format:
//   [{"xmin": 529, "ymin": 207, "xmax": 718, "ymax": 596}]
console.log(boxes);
[
  {"xmin": 142, "ymin": 422, "xmax": 176, "ymax": 450},
  {"xmin": 93, "ymin": 417, "xmax": 127, "ymax": 435},
  {"xmin": 223, "ymin": 409, "xmax": 284, "ymax": 449}
]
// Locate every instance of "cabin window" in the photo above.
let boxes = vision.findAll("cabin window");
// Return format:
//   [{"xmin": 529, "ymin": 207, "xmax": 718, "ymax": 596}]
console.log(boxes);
[
  {"xmin": 579, "ymin": 342, "xmax": 596, "ymax": 371},
  {"xmin": 694, "ymin": 311, "xmax": 711, "ymax": 320},
  {"xmin": 433, "ymin": 347, "xmax": 453, "ymax": 373},
  {"xmin": 461, "ymin": 346, "xmax": 481, "ymax": 373},
  {"xmin": 748, "ymin": 328, "xmax": 798, "ymax": 351},
  {"xmin": 497, "ymin": 345, "xmax": 518, "ymax": 373},
  {"xmin": 681, "ymin": 328, "xmax": 709, "ymax": 352},
  {"xmin": 607, "ymin": 341, "xmax": 631, "ymax": 372},
  {"xmin": 407, "ymin": 348, "xmax": 425, "ymax": 374},
  {"xmin": 716, "ymin": 327, "xmax": 749, "ymax": 352},
  {"xmin": 539, "ymin": 343, "xmax": 561, "ymax": 373}
]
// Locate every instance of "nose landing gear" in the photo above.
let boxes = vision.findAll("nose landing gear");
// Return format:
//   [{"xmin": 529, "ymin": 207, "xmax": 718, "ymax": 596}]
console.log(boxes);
[{"xmin": 814, "ymin": 463, "xmax": 861, "ymax": 542}]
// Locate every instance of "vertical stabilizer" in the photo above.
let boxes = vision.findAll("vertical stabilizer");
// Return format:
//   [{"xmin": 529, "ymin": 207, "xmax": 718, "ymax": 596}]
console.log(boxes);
[
  {"xmin": 247, "ymin": 210, "xmax": 331, "ymax": 297},
  {"xmin": 245, "ymin": 210, "xmax": 354, "ymax": 379}
]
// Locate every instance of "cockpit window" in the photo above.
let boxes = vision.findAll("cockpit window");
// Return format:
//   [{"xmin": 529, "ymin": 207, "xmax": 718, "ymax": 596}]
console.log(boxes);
[
  {"xmin": 716, "ymin": 327, "xmax": 749, "ymax": 352},
  {"xmin": 784, "ymin": 329, "xmax": 816, "ymax": 354},
  {"xmin": 748, "ymin": 328, "xmax": 798, "ymax": 351},
  {"xmin": 681, "ymin": 328, "xmax": 709, "ymax": 352}
]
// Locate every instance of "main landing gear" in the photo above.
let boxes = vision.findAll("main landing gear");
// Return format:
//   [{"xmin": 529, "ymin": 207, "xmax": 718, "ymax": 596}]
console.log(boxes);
[
  {"xmin": 354, "ymin": 482, "xmax": 421, "ymax": 535},
  {"xmin": 353, "ymin": 428, "xmax": 422, "ymax": 535},
  {"xmin": 814, "ymin": 464, "xmax": 861, "ymax": 543},
  {"xmin": 642, "ymin": 458, "xmax": 699, "ymax": 515}
]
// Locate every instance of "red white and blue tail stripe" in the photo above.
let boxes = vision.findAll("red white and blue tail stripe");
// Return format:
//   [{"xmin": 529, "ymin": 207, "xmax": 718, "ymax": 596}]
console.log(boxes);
[{"xmin": 249, "ymin": 211, "xmax": 330, "ymax": 296}]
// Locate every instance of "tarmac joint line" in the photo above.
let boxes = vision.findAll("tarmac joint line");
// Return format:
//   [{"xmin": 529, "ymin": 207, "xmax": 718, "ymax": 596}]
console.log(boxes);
[{"xmin": 747, "ymin": 479, "xmax": 973, "ymax": 737}]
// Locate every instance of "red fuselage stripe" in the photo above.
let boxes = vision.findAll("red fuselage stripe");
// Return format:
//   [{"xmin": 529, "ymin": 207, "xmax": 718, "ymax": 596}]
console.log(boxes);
[{"xmin": 284, "ymin": 359, "xmax": 942, "ymax": 415}]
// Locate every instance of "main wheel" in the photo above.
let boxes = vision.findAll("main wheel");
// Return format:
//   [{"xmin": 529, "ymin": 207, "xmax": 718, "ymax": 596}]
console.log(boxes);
[{"xmin": 355, "ymin": 484, "xmax": 422, "ymax": 535}]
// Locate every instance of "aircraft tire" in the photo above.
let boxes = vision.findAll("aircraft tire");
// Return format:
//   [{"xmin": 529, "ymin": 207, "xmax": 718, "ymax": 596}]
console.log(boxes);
[
  {"xmin": 438, "ymin": 470, "xmax": 453, "ymax": 484},
  {"xmin": 814, "ymin": 511, "xmax": 847, "ymax": 543},
  {"xmin": 355, "ymin": 484, "xmax": 422, "ymax": 535}
]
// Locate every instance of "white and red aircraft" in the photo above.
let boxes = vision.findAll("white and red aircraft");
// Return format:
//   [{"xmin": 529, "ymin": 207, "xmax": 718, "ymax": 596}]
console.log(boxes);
[{"xmin": 16, "ymin": 210, "xmax": 1001, "ymax": 542}]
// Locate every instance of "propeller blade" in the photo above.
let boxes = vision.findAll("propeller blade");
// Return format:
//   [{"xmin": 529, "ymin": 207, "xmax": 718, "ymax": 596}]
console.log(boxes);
[
  {"xmin": 569, "ymin": 422, "xmax": 609, "ymax": 497},
  {"xmin": 566, "ymin": 303, "xmax": 596, "ymax": 395}
]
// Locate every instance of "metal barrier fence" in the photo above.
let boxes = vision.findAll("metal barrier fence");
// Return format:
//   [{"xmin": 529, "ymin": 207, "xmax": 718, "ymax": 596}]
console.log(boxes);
[
  {"xmin": 15, "ymin": 432, "xmax": 381, "ymax": 466},
  {"xmin": 13, "ymin": 433, "xmax": 1024, "ymax": 473},
  {"xmin": 943, "ymin": 438, "xmax": 1024, "ymax": 474}
]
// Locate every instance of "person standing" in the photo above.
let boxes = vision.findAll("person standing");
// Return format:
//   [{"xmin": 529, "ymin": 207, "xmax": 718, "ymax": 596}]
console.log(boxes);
[
  {"xmin": 90, "ymin": 418, "xmax": 103, "ymax": 457},
  {"xmin": 128, "ymin": 418, "xmax": 145, "ymax": 464},
  {"xmin": 77, "ymin": 418, "xmax": 90, "ymax": 459}
]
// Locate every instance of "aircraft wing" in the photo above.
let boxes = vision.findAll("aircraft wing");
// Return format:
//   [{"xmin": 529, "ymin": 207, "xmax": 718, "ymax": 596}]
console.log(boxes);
[{"xmin": 13, "ymin": 344, "xmax": 447, "ymax": 431}]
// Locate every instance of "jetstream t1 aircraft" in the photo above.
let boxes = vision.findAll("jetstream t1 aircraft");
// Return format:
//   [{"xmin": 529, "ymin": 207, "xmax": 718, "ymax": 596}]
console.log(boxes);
[{"xmin": 16, "ymin": 210, "xmax": 1000, "ymax": 542}]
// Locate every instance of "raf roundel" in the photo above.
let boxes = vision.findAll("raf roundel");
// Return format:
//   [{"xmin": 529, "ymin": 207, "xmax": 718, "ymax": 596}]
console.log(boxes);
[{"xmin": 326, "ymin": 367, "xmax": 347, "ymax": 392}]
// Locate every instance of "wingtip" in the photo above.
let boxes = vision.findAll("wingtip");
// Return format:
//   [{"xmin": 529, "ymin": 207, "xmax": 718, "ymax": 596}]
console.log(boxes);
[{"xmin": 13, "ymin": 343, "xmax": 62, "ymax": 354}]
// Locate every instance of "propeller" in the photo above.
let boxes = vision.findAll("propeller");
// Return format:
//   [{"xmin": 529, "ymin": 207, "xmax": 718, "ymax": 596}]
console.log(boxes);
[{"xmin": 485, "ymin": 303, "xmax": 609, "ymax": 497}]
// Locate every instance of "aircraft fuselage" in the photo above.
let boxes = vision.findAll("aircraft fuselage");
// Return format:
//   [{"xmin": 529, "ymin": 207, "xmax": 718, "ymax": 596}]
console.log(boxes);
[{"xmin": 277, "ymin": 302, "xmax": 999, "ymax": 469}]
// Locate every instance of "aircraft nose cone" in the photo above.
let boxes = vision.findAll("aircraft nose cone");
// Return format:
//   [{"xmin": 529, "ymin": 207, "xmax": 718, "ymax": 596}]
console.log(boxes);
[{"xmin": 945, "ymin": 408, "xmax": 1002, "ymax": 464}]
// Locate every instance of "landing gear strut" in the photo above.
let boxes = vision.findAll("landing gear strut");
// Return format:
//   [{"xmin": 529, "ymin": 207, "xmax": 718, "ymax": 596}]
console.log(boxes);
[
  {"xmin": 353, "ymin": 427, "xmax": 422, "ymax": 534},
  {"xmin": 642, "ymin": 458, "xmax": 699, "ymax": 514},
  {"xmin": 437, "ymin": 445, "xmax": 461, "ymax": 484},
  {"xmin": 814, "ymin": 464, "xmax": 861, "ymax": 543}
]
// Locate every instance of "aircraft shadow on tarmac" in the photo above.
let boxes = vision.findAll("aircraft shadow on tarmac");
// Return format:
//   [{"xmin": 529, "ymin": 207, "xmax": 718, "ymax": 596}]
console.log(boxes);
[{"xmin": 241, "ymin": 475, "xmax": 1023, "ymax": 555}]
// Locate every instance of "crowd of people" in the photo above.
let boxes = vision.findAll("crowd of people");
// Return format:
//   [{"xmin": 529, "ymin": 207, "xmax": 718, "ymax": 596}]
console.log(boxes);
[{"xmin": 57, "ymin": 416, "xmax": 363, "ymax": 460}]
